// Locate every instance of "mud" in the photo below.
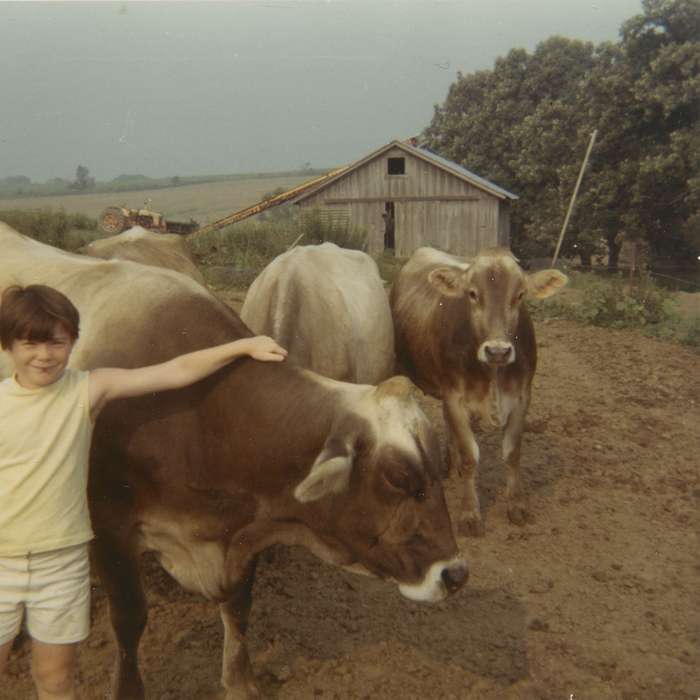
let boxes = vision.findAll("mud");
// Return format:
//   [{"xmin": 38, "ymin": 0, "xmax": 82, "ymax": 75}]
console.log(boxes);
[{"xmin": 2, "ymin": 319, "xmax": 698, "ymax": 700}]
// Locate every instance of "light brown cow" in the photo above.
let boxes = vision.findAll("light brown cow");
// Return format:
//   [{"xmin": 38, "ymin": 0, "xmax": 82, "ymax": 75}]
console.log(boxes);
[
  {"xmin": 1, "ymin": 224, "xmax": 467, "ymax": 700},
  {"xmin": 242, "ymin": 242, "xmax": 395, "ymax": 384},
  {"xmin": 82, "ymin": 226, "xmax": 206, "ymax": 285},
  {"xmin": 391, "ymin": 247, "xmax": 567, "ymax": 536}
]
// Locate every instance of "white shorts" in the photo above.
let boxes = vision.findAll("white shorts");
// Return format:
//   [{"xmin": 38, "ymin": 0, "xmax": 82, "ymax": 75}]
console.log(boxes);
[{"xmin": 0, "ymin": 543, "xmax": 91, "ymax": 645}]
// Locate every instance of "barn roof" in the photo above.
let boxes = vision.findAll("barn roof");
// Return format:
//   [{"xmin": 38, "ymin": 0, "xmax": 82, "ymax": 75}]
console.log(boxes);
[{"xmin": 292, "ymin": 139, "xmax": 518, "ymax": 203}]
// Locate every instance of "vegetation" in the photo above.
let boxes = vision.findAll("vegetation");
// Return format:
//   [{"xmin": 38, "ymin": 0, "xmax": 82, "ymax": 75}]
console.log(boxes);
[
  {"xmin": 69, "ymin": 165, "xmax": 95, "ymax": 191},
  {"xmin": 0, "ymin": 208, "xmax": 98, "ymax": 250},
  {"xmin": 424, "ymin": 0, "xmax": 700, "ymax": 271},
  {"xmin": 188, "ymin": 207, "xmax": 367, "ymax": 286},
  {"xmin": 529, "ymin": 269, "xmax": 700, "ymax": 348},
  {"xmin": 4, "ymin": 208, "xmax": 696, "ymax": 348},
  {"xmin": 0, "ymin": 168, "xmax": 329, "ymax": 200}
]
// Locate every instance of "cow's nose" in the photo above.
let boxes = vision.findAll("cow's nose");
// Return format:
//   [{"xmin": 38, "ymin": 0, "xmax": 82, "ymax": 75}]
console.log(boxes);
[
  {"xmin": 484, "ymin": 343, "xmax": 512, "ymax": 363},
  {"xmin": 441, "ymin": 560, "xmax": 469, "ymax": 593}
]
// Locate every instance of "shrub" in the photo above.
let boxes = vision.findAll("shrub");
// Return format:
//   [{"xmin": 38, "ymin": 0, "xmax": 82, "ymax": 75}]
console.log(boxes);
[
  {"xmin": 188, "ymin": 208, "xmax": 367, "ymax": 276},
  {"xmin": 298, "ymin": 208, "xmax": 367, "ymax": 251},
  {"xmin": 530, "ymin": 271, "xmax": 673, "ymax": 327},
  {"xmin": 530, "ymin": 270, "xmax": 699, "ymax": 349},
  {"xmin": 0, "ymin": 208, "xmax": 98, "ymax": 250},
  {"xmin": 680, "ymin": 316, "xmax": 700, "ymax": 347},
  {"xmin": 578, "ymin": 274, "xmax": 670, "ymax": 327}
]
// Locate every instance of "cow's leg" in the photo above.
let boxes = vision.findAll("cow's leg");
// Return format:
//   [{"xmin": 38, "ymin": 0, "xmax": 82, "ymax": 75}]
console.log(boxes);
[
  {"xmin": 220, "ymin": 557, "xmax": 260, "ymax": 700},
  {"xmin": 91, "ymin": 535, "xmax": 147, "ymax": 700},
  {"xmin": 502, "ymin": 397, "xmax": 530, "ymax": 525},
  {"xmin": 443, "ymin": 393, "xmax": 483, "ymax": 536}
]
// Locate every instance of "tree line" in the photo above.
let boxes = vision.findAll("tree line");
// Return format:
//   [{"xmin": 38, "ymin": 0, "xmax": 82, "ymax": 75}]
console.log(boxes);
[{"xmin": 423, "ymin": 0, "xmax": 699, "ymax": 270}]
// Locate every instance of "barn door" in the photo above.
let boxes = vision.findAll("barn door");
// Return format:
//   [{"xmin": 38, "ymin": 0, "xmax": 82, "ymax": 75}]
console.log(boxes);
[{"xmin": 383, "ymin": 201, "xmax": 395, "ymax": 252}]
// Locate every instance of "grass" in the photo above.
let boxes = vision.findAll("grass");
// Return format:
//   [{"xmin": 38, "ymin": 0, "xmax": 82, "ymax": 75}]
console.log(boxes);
[
  {"xmin": 189, "ymin": 208, "xmax": 368, "ymax": 287},
  {"xmin": 0, "ymin": 208, "xmax": 98, "ymax": 251},
  {"xmin": 3, "ymin": 191, "xmax": 697, "ymax": 350},
  {"xmin": 0, "ymin": 174, "xmax": 319, "ymax": 223},
  {"xmin": 0, "ymin": 169, "xmax": 328, "ymax": 200},
  {"xmin": 529, "ymin": 269, "xmax": 700, "ymax": 349}
]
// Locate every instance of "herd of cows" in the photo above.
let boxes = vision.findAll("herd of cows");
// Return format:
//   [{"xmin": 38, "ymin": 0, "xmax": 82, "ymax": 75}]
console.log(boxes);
[{"xmin": 0, "ymin": 222, "xmax": 566, "ymax": 699}]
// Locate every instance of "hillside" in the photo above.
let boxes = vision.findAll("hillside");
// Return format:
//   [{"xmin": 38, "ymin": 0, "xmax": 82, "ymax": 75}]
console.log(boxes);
[{"xmin": 0, "ymin": 173, "xmax": 314, "ymax": 224}]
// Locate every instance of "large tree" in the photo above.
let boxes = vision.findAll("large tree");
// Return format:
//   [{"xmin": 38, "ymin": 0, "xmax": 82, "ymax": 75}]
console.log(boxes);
[{"xmin": 424, "ymin": 0, "xmax": 700, "ymax": 269}]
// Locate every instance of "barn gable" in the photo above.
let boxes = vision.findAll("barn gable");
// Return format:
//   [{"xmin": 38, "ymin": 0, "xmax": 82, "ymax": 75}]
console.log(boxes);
[{"xmin": 293, "ymin": 140, "xmax": 517, "ymax": 258}]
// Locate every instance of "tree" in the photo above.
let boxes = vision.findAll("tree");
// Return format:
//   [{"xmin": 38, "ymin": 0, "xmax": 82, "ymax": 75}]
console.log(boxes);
[
  {"xmin": 424, "ymin": 0, "xmax": 700, "ymax": 269},
  {"xmin": 424, "ymin": 36, "xmax": 598, "ymax": 261},
  {"xmin": 70, "ymin": 165, "xmax": 95, "ymax": 191}
]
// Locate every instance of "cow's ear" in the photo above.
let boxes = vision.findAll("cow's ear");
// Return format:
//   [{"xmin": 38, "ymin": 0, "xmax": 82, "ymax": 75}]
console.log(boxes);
[
  {"xmin": 427, "ymin": 266, "xmax": 467, "ymax": 298},
  {"xmin": 294, "ymin": 450, "xmax": 353, "ymax": 503},
  {"xmin": 527, "ymin": 269, "xmax": 568, "ymax": 299}
]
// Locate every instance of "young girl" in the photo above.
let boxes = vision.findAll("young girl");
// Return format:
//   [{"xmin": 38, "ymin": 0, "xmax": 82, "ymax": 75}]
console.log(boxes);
[{"xmin": 0, "ymin": 284, "xmax": 287, "ymax": 700}]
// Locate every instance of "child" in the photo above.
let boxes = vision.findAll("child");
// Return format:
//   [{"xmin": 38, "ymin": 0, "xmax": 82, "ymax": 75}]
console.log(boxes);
[{"xmin": 0, "ymin": 284, "xmax": 287, "ymax": 700}]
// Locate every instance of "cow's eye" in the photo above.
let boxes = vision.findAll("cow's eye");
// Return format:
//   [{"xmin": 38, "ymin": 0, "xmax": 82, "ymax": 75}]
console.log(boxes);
[
  {"xmin": 468, "ymin": 289, "xmax": 479, "ymax": 302},
  {"xmin": 414, "ymin": 489, "xmax": 426, "ymax": 502},
  {"xmin": 513, "ymin": 290, "xmax": 525, "ymax": 305}
]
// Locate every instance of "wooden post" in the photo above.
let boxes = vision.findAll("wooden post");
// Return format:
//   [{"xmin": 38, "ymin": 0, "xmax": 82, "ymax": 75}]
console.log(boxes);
[{"xmin": 551, "ymin": 130, "xmax": 598, "ymax": 268}]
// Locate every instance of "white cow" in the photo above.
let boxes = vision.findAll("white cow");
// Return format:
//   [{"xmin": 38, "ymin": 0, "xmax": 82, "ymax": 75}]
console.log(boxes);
[
  {"xmin": 242, "ymin": 242, "xmax": 395, "ymax": 384},
  {"xmin": 82, "ymin": 226, "xmax": 206, "ymax": 285}
]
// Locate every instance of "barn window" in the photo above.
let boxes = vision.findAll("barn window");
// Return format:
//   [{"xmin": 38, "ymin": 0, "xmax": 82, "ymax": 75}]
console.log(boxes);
[{"xmin": 387, "ymin": 157, "xmax": 405, "ymax": 175}]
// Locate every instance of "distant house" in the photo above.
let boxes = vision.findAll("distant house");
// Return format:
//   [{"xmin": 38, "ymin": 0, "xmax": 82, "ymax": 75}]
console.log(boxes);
[{"xmin": 292, "ymin": 139, "xmax": 518, "ymax": 257}]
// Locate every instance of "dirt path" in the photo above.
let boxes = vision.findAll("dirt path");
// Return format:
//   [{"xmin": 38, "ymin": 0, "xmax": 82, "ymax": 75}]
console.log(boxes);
[{"xmin": 2, "ymin": 320, "xmax": 698, "ymax": 700}]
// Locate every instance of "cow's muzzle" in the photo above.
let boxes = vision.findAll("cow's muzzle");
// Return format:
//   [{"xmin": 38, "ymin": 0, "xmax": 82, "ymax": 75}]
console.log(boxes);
[
  {"xmin": 398, "ymin": 557, "xmax": 469, "ymax": 603},
  {"xmin": 441, "ymin": 560, "xmax": 469, "ymax": 594},
  {"xmin": 479, "ymin": 340, "xmax": 515, "ymax": 366}
]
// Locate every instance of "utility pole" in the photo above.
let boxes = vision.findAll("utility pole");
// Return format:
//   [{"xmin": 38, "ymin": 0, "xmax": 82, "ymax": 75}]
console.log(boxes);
[{"xmin": 551, "ymin": 130, "xmax": 598, "ymax": 267}]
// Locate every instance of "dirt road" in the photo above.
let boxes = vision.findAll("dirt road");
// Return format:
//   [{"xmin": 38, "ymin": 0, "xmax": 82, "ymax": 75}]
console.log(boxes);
[{"xmin": 2, "ymin": 319, "xmax": 698, "ymax": 700}]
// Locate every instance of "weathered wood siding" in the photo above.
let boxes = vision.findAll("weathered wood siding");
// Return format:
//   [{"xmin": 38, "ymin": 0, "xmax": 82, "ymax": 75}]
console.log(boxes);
[{"xmin": 297, "ymin": 146, "xmax": 509, "ymax": 257}]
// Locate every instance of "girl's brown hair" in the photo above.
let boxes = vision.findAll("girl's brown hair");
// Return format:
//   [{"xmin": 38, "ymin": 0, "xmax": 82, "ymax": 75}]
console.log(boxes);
[{"xmin": 0, "ymin": 285, "xmax": 80, "ymax": 349}]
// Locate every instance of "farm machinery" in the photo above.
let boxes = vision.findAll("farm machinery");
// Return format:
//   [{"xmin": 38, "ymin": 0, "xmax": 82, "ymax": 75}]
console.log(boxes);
[
  {"xmin": 97, "ymin": 165, "xmax": 348, "ymax": 239},
  {"xmin": 97, "ymin": 205, "xmax": 199, "ymax": 236}
]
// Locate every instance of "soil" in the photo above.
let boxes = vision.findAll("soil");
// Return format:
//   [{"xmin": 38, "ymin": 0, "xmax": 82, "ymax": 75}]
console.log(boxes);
[{"xmin": 2, "ymin": 314, "xmax": 698, "ymax": 700}]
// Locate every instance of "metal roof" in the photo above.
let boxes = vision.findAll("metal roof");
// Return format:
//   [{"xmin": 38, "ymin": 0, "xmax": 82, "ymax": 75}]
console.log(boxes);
[
  {"xmin": 401, "ymin": 141, "xmax": 518, "ymax": 200},
  {"xmin": 292, "ymin": 139, "xmax": 518, "ymax": 203}
]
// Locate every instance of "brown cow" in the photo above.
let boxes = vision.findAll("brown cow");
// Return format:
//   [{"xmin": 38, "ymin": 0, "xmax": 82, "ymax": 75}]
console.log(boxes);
[
  {"xmin": 82, "ymin": 226, "xmax": 206, "ymax": 285},
  {"xmin": 390, "ymin": 247, "xmax": 567, "ymax": 536},
  {"xmin": 1, "ymin": 224, "xmax": 467, "ymax": 700}
]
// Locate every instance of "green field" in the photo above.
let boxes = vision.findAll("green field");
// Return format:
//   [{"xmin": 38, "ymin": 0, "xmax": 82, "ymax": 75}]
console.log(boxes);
[{"xmin": 0, "ymin": 173, "xmax": 315, "ymax": 224}]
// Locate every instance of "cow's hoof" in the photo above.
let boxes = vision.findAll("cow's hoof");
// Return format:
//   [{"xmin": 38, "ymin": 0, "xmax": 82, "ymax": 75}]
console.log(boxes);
[
  {"xmin": 459, "ymin": 517, "xmax": 485, "ymax": 537},
  {"xmin": 507, "ymin": 504, "xmax": 530, "ymax": 526}
]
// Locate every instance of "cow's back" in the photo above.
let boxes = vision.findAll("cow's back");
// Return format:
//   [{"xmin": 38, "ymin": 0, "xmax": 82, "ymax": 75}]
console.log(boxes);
[
  {"xmin": 0, "ymin": 223, "xmax": 245, "ymax": 377},
  {"xmin": 82, "ymin": 227, "xmax": 206, "ymax": 285},
  {"xmin": 242, "ymin": 242, "xmax": 394, "ymax": 384}
]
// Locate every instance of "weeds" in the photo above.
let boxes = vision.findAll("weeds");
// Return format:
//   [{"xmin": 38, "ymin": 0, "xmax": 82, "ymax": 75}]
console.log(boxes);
[
  {"xmin": 0, "ymin": 208, "xmax": 97, "ymax": 250},
  {"xmin": 530, "ymin": 270, "xmax": 699, "ymax": 348},
  {"xmin": 188, "ymin": 207, "xmax": 367, "ymax": 273}
]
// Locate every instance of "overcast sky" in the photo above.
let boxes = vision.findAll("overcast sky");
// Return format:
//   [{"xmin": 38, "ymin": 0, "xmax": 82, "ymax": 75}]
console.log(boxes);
[{"xmin": 0, "ymin": 0, "xmax": 642, "ymax": 181}]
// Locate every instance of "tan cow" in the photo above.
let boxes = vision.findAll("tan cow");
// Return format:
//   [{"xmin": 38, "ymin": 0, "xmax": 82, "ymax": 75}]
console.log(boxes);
[
  {"xmin": 242, "ymin": 242, "xmax": 394, "ymax": 384},
  {"xmin": 82, "ymin": 226, "xmax": 206, "ymax": 285},
  {"xmin": 0, "ymin": 224, "xmax": 467, "ymax": 700},
  {"xmin": 391, "ymin": 247, "xmax": 567, "ymax": 536}
]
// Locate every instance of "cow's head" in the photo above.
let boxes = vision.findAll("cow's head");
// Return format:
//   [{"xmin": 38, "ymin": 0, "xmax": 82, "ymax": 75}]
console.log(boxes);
[
  {"xmin": 294, "ymin": 376, "xmax": 467, "ymax": 603},
  {"xmin": 427, "ymin": 248, "xmax": 567, "ymax": 366}
]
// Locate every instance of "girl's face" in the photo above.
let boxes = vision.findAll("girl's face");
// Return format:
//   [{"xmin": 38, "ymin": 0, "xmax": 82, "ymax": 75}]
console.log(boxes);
[{"xmin": 7, "ymin": 323, "xmax": 75, "ymax": 390}]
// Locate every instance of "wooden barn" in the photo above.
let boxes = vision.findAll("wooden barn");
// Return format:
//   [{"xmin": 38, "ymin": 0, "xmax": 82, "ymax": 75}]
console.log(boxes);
[{"xmin": 292, "ymin": 139, "xmax": 518, "ymax": 258}]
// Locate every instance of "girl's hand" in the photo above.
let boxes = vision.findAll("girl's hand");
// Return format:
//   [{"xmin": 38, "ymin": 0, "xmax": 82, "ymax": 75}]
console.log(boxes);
[{"xmin": 245, "ymin": 336, "xmax": 288, "ymax": 362}]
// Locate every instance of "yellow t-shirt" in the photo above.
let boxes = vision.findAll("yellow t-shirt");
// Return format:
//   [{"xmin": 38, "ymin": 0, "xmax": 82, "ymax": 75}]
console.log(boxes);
[{"xmin": 0, "ymin": 368, "xmax": 94, "ymax": 556}]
